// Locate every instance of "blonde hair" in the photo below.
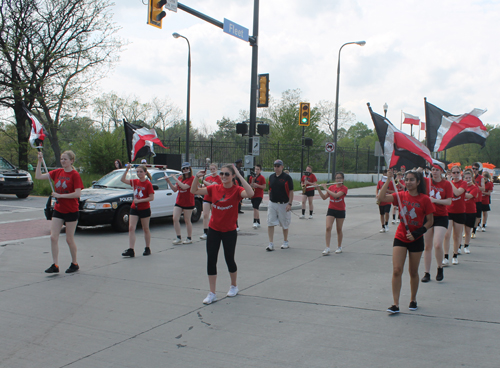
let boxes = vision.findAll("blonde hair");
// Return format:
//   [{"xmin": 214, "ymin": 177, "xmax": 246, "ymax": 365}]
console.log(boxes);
[
  {"xmin": 209, "ymin": 163, "xmax": 218, "ymax": 170},
  {"xmin": 484, "ymin": 172, "xmax": 491, "ymax": 180},
  {"xmin": 61, "ymin": 150, "xmax": 76, "ymax": 170},
  {"xmin": 137, "ymin": 165, "xmax": 152, "ymax": 181}
]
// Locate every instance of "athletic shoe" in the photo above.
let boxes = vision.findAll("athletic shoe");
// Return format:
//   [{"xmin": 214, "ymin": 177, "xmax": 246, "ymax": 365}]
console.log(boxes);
[
  {"xmin": 45, "ymin": 264, "xmax": 59, "ymax": 273},
  {"xmin": 236, "ymin": 227, "xmax": 240, "ymax": 232},
  {"xmin": 65, "ymin": 263, "xmax": 79, "ymax": 273},
  {"xmin": 484, "ymin": 224, "xmax": 487, "ymax": 228},
  {"xmin": 172, "ymin": 238, "xmax": 182, "ymax": 245},
  {"xmin": 391, "ymin": 220, "xmax": 396, "ymax": 224},
  {"xmin": 458, "ymin": 248, "xmax": 461, "ymax": 254},
  {"xmin": 200, "ymin": 233, "xmax": 208, "ymax": 240},
  {"xmin": 452, "ymin": 257, "xmax": 459, "ymax": 265},
  {"xmin": 322, "ymin": 247, "xmax": 331, "ymax": 255},
  {"xmin": 464, "ymin": 247, "xmax": 470, "ymax": 254},
  {"xmin": 442, "ymin": 258, "xmax": 450, "ymax": 266},
  {"xmin": 409, "ymin": 301, "xmax": 418, "ymax": 311},
  {"xmin": 299, "ymin": 214, "xmax": 306, "ymax": 219},
  {"xmin": 481, "ymin": 227, "xmax": 486, "ymax": 232},
  {"xmin": 335, "ymin": 247, "xmax": 342, "ymax": 254},
  {"xmin": 385, "ymin": 225, "xmax": 389, "ymax": 232},
  {"xmin": 203, "ymin": 292, "xmax": 217, "ymax": 305},
  {"xmin": 421, "ymin": 272, "xmax": 431, "ymax": 283},
  {"xmin": 227, "ymin": 285, "xmax": 239, "ymax": 297},
  {"xmin": 471, "ymin": 233, "xmax": 476, "ymax": 239},
  {"xmin": 379, "ymin": 228, "xmax": 386, "ymax": 233},
  {"xmin": 396, "ymin": 219, "xmax": 400, "ymax": 223},
  {"xmin": 255, "ymin": 223, "xmax": 261, "ymax": 229},
  {"xmin": 143, "ymin": 247, "xmax": 151, "ymax": 256},
  {"xmin": 122, "ymin": 248, "xmax": 135, "ymax": 257},
  {"xmin": 266, "ymin": 243, "xmax": 274, "ymax": 251},
  {"xmin": 436, "ymin": 267, "xmax": 444, "ymax": 281},
  {"xmin": 476, "ymin": 226, "xmax": 481, "ymax": 232},
  {"xmin": 387, "ymin": 305, "xmax": 400, "ymax": 314},
  {"xmin": 308, "ymin": 215, "xmax": 313, "ymax": 219},
  {"xmin": 252, "ymin": 223, "xmax": 258, "ymax": 229},
  {"xmin": 182, "ymin": 238, "xmax": 192, "ymax": 244},
  {"xmin": 281, "ymin": 241, "xmax": 289, "ymax": 249}
]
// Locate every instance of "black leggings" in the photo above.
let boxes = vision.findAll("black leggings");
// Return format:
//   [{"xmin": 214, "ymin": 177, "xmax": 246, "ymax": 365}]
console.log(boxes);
[{"xmin": 206, "ymin": 228, "xmax": 238, "ymax": 276}]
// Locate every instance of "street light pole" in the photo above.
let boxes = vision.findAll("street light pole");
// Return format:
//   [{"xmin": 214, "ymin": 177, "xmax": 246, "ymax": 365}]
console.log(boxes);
[
  {"xmin": 331, "ymin": 40, "xmax": 366, "ymax": 181},
  {"xmin": 173, "ymin": 32, "xmax": 191, "ymax": 163},
  {"xmin": 383, "ymin": 102, "xmax": 388, "ymax": 118}
]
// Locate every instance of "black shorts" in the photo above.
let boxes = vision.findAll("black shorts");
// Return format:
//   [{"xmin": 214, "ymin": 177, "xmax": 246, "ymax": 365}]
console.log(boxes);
[
  {"xmin": 448, "ymin": 212, "xmax": 466, "ymax": 225},
  {"xmin": 303, "ymin": 190, "xmax": 315, "ymax": 197},
  {"xmin": 465, "ymin": 213, "xmax": 476, "ymax": 228},
  {"xmin": 175, "ymin": 204, "xmax": 195, "ymax": 210},
  {"xmin": 475, "ymin": 202, "xmax": 482, "ymax": 218},
  {"xmin": 203, "ymin": 200, "xmax": 212, "ymax": 204},
  {"xmin": 53, "ymin": 210, "xmax": 79, "ymax": 222},
  {"xmin": 379, "ymin": 204, "xmax": 391, "ymax": 215},
  {"xmin": 393, "ymin": 236, "xmax": 424, "ymax": 253},
  {"xmin": 130, "ymin": 207, "xmax": 151, "ymax": 219},
  {"xmin": 327, "ymin": 208, "xmax": 346, "ymax": 218},
  {"xmin": 482, "ymin": 204, "xmax": 491, "ymax": 212},
  {"xmin": 251, "ymin": 197, "xmax": 263, "ymax": 209},
  {"xmin": 433, "ymin": 215, "xmax": 449, "ymax": 229}
]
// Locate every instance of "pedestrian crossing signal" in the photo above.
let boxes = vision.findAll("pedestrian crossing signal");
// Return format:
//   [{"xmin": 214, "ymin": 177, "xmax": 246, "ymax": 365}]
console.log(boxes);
[{"xmin": 299, "ymin": 102, "xmax": 310, "ymax": 126}]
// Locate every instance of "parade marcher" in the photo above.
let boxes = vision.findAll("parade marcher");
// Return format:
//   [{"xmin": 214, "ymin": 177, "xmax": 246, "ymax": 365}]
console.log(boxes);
[
  {"xmin": 481, "ymin": 171, "xmax": 493, "ymax": 231},
  {"xmin": 191, "ymin": 164, "xmax": 254, "ymax": 304},
  {"xmin": 249, "ymin": 164, "xmax": 266, "ymax": 229},
  {"xmin": 266, "ymin": 159, "xmax": 294, "ymax": 251},
  {"xmin": 462, "ymin": 169, "xmax": 480, "ymax": 254},
  {"xmin": 120, "ymin": 164, "xmax": 155, "ymax": 257},
  {"xmin": 235, "ymin": 159, "xmax": 245, "ymax": 214},
  {"xmin": 391, "ymin": 171, "xmax": 404, "ymax": 224},
  {"xmin": 35, "ymin": 150, "xmax": 84, "ymax": 273},
  {"xmin": 443, "ymin": 166, "xmax": 467, "ymax": 265},
  {"xmin": 421, "ymin": 161, "xmax": 452, "ymax": 283},
  {"xmin": 166, "ymin": 162, "xmax": 195, "ymax": 244},
  {"xmin": 200, "ymin": 163, "xmax": 222, "ymax": 240},
  {"xmin": 472, "ymin": 162, "xmax": 485, "ymax": 237},
  {"xmin": 376, "ymin": 169, "xmax": 395, "ymax": 232},
  {"xmin": 300, "ymin": 165, "xmax": 317, "ymax": 219},
  {"xmin": 315, "ymin": 172, "xmax": 348, "ymax": 255},
  {"xmin": 377, "ymin": 169, "xmax": 434, "ymax": 314}
]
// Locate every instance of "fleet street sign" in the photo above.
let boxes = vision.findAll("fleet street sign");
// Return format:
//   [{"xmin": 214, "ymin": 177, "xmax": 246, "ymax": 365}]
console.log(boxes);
[{"xmin": 223, "ymin": 18, "xmax": 249, "ymax": 42}]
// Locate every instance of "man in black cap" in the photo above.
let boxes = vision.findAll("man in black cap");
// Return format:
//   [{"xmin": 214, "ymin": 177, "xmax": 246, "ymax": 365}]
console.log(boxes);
[{"xmin": 235, "ymin": 159, "xmax": 244, "ymax": 214}]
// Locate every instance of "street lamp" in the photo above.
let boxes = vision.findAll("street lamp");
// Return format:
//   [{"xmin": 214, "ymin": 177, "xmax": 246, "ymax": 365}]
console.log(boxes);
[
  {"xmin": 173, "ymin": 32, "xmax": 191, "ymax": 163},
  {"xmin": 383, "ymin": 103, "xmax": 388, "ymax": 118},
  {"xmin": 332, "ymin": 40, "xmax": 366, "ymax": 181}
]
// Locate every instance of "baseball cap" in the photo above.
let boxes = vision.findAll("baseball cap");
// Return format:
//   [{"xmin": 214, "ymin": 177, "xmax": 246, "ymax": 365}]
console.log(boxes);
[
  {"xmin": 235, "ymin": 159, "xmax": 242, "ymax": 164},
  {"xmin": 274, "ymin": 159, "xmax": 283, "ymax": 166},
  {"xmin": 140, "ymin": 159, "xmax": 147, "ymax": 164},
  {"xmin": 181, "ymin": 162, "xmax": 191, "ymax": 169}
]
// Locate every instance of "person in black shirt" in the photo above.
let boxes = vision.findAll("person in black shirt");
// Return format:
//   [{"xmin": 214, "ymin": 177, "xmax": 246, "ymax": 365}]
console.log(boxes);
[{"xmin": 266, "ymin": 159, "xmax": 294, "ymax": 251}]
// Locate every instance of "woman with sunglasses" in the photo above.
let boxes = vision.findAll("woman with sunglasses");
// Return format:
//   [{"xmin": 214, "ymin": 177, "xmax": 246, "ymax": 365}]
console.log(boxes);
[
  {"xmin": 471, "ymin": 163, "xmax": 485, "ymax": 237},
  {"xmin": 443, "ymin": 166, "xmax": 467, "ymax": 265},
  {"xmin": 462, "ymin": 169, "xmax": 480, "ymax": 254},
  {"xmin": 191, "ymin": 164, "xmax": 254, "ymax": 304},
  {"xmin": 480, "ymin": 172, "xmax": 493, "ymax": 231},
  {"xmin": 378, "ymin": 169, "xmax": 434, "ymax": 313},
  {"xmin": 200, "ymin": 163, "xmax": 222, "ymax": 240},
  {"xmin": 166, "ymin": 162, "xmax": 195, "ymax": 244}
]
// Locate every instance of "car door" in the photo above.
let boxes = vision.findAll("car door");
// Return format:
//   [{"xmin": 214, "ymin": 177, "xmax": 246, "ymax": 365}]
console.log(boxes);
[{"xmin": 150, "ymin": 172, "xmax": 176, "ymax": 217}]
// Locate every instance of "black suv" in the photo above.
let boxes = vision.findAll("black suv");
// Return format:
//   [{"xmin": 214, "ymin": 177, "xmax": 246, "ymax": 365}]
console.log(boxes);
[{"xmin": 0, "ymin": 156, "xmax": 34, "ymax": 198}]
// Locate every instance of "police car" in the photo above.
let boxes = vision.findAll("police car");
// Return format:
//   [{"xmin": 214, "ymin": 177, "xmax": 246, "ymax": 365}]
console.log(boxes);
[
  {"xmin": 0, "ymin": 156, "xmax": 33, "ymax": 198},
  {"xmin": 77, "ymin": 166, "xmax": 202, "ymax": 232}
]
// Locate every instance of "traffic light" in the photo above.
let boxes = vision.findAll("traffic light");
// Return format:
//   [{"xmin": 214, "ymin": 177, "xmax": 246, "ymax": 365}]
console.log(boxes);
[
  {"xmin": 147, "ymin": 0, "xmax": 166, "ymax": 29},
  {"xmin": 299, "ymin": 102, "xmax": 310, "ymax": 126},
  {"xmin": 257, "ymin": 73, "xmax": 269, "ymax": 108}
]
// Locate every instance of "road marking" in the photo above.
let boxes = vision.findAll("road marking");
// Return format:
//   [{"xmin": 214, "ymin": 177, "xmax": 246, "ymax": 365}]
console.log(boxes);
[
  {"xmin": 0, "ymin": 235, "xmax": 52, "ymax": 247},
  {"xmin": 0, "ymin": 218, "xmax": 44, "ymax": 225}
]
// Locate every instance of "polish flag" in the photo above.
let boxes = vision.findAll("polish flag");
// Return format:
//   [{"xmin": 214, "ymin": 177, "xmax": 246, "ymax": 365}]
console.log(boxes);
[{"xmin": 402, "ymin": 112, "xmax": 420, "ymax": 126}]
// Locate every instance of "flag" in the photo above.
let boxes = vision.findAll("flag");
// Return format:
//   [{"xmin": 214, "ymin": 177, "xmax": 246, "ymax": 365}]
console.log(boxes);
[
  {"xmin": 23, "ymin": 105, "xmax": 47, "ymax": 149},
  {"xmin": 402, "ymin": 112, "xmax": 420, "ymax": 125},
  {"xmin": 424, "ymin": 100, "xmax": 488, "ymax": 152},
  {"xmin": 123, "ymin": 120, "xmax": 166, "ymax": 162},
  {"xmin": 368, "ymin": 103, "xmax": 433, "ymax": 169},
  {"xmin": 420, "ymin": 121, "xmax": 426, "ymax": 130}
]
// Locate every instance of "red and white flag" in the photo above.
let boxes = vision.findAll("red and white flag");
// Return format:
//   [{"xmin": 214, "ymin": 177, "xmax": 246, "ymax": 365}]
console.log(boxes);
[
  {"xmin": 402, "ymin": 112, "xmax": 420, "ymax": 126},
  {"xmin": 23, "ymin": 106, "xmax": 46, "ymax": 149},
  {"xmin": 124, "ymin": 120, "xmax": 166, "ymax": 162},
  {"xmin": 420, "ymin": 122, "xmax": 426, "ymax": 130}
]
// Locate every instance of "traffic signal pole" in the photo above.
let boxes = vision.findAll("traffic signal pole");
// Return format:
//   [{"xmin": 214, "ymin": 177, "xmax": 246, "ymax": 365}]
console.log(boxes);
[{"xmin": 248, "ymin": 0, "xmax": 259, "ymax": 156}]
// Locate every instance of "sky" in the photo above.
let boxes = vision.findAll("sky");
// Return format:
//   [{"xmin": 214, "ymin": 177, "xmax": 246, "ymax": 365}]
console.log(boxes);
[{"xmin": 99, "ymin": 0, "xmax": 500, "ymax": 137}]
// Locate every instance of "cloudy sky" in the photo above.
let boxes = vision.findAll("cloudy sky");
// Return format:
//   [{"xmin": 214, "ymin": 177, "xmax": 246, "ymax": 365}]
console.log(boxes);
[{"xmin": 101, "ymin": 0, "xmax": 500, "ymax": 136}]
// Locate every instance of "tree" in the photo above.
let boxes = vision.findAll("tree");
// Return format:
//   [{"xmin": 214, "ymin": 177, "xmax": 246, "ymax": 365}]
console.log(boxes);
[
  {"xmin": 0, "ymin": 0, "xmax": 122, "ymax": 169},
  {"xmin": 446, "ymin": 125, "xmax": 500, "ymax": 167},
  {"xmin": 316, "ymin": 99, "xmax": 356, "ymax": 139}
]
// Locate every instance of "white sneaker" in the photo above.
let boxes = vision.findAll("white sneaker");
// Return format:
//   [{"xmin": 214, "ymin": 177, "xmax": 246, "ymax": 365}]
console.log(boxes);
[
  {"xmin": 322, "ymin": 247, "xmax": 331, "ymax": 256},
  {"xmin": 255, "ymin": 223, "xmax": 261, "ymax": 228},
  {"xmin": 476, "ymin": 226, "xmax": 481, "ymax": 232},
  {"xmin": 458, "ymin": 248, "xmax": 462, "ymax": 254},
  {"xmin": 379, "ymin": 228, "xmax": 386, "ymax": 233},
  {"xmin": 172, "ymin": 238, "xmax": 182, "ymax": 245},
  {"xmin": 200, "ymin": 233, "xmax": 207, "ymax": 240},
  {"xmin": 308, "ymin": 215, "xmax": 313, "ymax": 219},
  {"xmin": 299, "ymin": 214, "xmax": 305, "ymax": 219},
  {"xmin": 182, "ymin": 238, "xmax": 192, "ymax": 244},
  {"xmin": 266, "ymin": 243, "xmax": 274, "ymax": 251},
  {"xmin": 464, "ymin": 247, "xmax": 471, "ymax": 254},
  {"xmin": 385, "ymin": 225, "xmax": 389, "ymax": 232},
  {"xmin": 203, "ymin": 292, "xmax": 217, "ymax": 304},
  {"xmin": 452, "ymin": 257, "xmax": 459, "ymax": 265},
  {"xmin": 227, "ymin": 285, "xmax": 239, "ymax": 297},
  {"xmin": 396, "ymin": 219, "xmax": 400, "ymax": 223},
  {"xmin": 335, "ymin": 247, "xmax": 342, "ymax": 254},
  {"xmin": 482, "ymin": 227, "xmax": 486, "ymax": 232},
  {"xmin": 252, "ymin": 223, "xmax": 258, "ymax": 229},
  {"xmin": 391, "ymin": 220, "xmax": 396, "ymax": 224},
  {"xmin": 442, "ymin": 258, "xmax": 450, "ymax": 266},
  {"xmin": 236, "ymin": 227, "xmax": 240, "ymax": 232},
  {"xmin": 281, "ymin": 241, "xmax": 289, "ymax": 249}
]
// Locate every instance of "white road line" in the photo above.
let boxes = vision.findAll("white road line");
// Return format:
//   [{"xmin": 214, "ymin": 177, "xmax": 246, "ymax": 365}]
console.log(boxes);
[
  {"xmin": 0, "ymin": 235, "xmax": 53, "ymax": 247},
  {"xmin": 0, "ymin": 204, "xmax": 43, "ymax": 210},
  {"xmin": 0, "ymin": 218, "xmax": 45, "ymax": 225}
]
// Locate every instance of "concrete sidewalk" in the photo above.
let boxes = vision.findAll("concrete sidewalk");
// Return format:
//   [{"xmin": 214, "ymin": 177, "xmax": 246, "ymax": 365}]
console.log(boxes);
[{"xmin": 1, "ymin": 191, "xmax": 499, "ymax": 368}]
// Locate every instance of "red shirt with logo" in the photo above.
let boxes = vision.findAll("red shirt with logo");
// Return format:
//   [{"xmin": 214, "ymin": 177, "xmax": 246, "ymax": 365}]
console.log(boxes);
[
  {"xmin": 377, "ymin": 179, "xmax": 395, "ymax": 206},
  {"xmin": 130, "ymin": 179, "xmax": 154, "ymax": 210},
  {"xmin": 175, "ymin": 175, "xmax": 195, "ymax": 207},
  {"xmin": 204, "ymin": 174, "xmax": 222, "ymax": 202},
  {"xmin": 426, "ymin": 178, "xmax": 453, "ymax": 217},
  {"xmin": 465, "ymin": 184, "xmax": 480, "ymax": 214},
  {"xmin": 474, "ymin": 174, "xmax": 484, "ymax": 202},
  {"xmin": 49, "ymin": 169, "xmax": 84, "ymax": 213},
  {"xmin": 391, "ymin": 192, "xmax": 434, "ymax": 243},
  {"xmin": 207, "ymin": 184, "xmax": 245, "ymax": 232},
  {"xmin": 448, "ymin": 180, "xmax": 467, "ymax": 214},
  {"xmin": 327, "ymin": 184, "xmax": 348, "ymax": 211},
  {"xmin": 482, "ymin": 181, "xmax": 493, "ymax": 205},
  {"xmin": 301, "ymin": 173, "xmax": 317, "ymax": 192},
  {"xmin": 249, "ymin": 174, "xmax": 266, "ymax": 199}
]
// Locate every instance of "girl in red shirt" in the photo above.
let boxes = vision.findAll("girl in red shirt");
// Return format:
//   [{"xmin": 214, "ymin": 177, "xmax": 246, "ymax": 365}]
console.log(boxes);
[
  {"xmin": 191, "ymin": 164, "xmax": 254, "ymax": 305},
  {"xmin": 315, "ymin": 172, "xmax": 348, "ymax": 255},
  {"xmin": 35, "ymin": 150, "xmax": 84, "ymax": 274},
  {"xmin": 300, "ymin": 165, "xmax": 317, "ymax": 219},
  {"xmin": 481, "ymin": 172, "xmax": 493, "ymax": 231},
  {"xmin": 120, "ymin": 164, "xmax": 155, "ymax": 257},
  {"xmin": 200, "ymin": 163, "xmax": 222, "ymax": 240},
  {"xmin": 166, "ymin": 162, "xmax": 195, "ymax": 244},
  {"xmin": 378, "ymin": 169, "xmax": 434, "ymax": 314},
  {"xmin": 463, "ymin": 169, "xmax": 479, "ymax": 254}
]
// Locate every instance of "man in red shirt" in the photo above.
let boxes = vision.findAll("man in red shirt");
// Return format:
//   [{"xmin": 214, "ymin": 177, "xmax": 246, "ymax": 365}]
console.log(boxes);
[{"xmin": 249, "ymin": 164, "xmax": 266, "ymax": 229}]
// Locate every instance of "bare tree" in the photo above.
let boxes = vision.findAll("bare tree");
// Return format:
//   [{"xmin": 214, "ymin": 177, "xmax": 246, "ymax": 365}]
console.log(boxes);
[{"xmin": 316, "ymin": 100, "xmax": 356, "ymax": 138}]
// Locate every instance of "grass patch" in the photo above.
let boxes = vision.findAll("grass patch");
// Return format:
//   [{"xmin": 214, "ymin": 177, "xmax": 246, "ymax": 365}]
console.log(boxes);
[{"xmin": 32, "ymin": 172, "xmax": 103, "ymax": 196}]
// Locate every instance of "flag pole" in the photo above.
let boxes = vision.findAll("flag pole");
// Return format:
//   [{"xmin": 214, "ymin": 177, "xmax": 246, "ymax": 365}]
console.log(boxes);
[
  {"xmin": 391, "ymin": 176, "xmax": 410, "ymax": 233},
  {"xmin": 37, "ymin": 149, "xmax": 55, "ymax": 193}
]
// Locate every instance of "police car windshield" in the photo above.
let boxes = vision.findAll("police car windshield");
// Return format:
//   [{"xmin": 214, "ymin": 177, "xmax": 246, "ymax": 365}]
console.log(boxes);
[
  {"xmin": 94, "ymin": 170, "xmax": 137, "ymax": 189},
  {"xmin": 0, "ymin": 157, "xmax": 15, "ymax": 170}
]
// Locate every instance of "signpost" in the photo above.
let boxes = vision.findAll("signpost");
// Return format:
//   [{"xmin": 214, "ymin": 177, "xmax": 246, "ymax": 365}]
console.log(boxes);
[
  {"xmin": 165, "ymin": 0, "xmax": 178, "ymax": 12},
  {"xmin": 252, "ymin": 136, "xmax": 260, "ymax": 156},
  {"xmin": 325, "ymin": 142, "xmax": 335, "ymax": 180}
]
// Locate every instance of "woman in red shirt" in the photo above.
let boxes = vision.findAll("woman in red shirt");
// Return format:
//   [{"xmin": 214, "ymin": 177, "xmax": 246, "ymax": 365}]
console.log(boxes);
[
  {"xmin": 378, "ymin": 169, "xmax": 434, "ymax": 314},
  {"xmin": 462, "ymin": 169, "xmax": 479, "ymax": 254},
  {"xmin": 315, "ymin": 172, "xmax": 348, "ymax": 255},
  {"xmin": 481, "ymin": 172, "xmax": 493, "ymax": 231},
  {"xmin": 120, "ymin": 164, "xmax": 155, "ymax": 257},
  {"xmin": 35, "ymin": 151, "xmax": 84, "ymax": 274},
  {"xmin": 300, "ymin": 165, "xmax": 317, "ymax": 219},
  {"xmin": 166, "ymin": 162, "xmax": 195, "ymax": 244},
  {"xmin": 200, "ymin": 163, "xmax": 222, "ymax": 240},
  {"xmin": 191, "ymin": 164, "xmax": 254, "ymax": 305}
]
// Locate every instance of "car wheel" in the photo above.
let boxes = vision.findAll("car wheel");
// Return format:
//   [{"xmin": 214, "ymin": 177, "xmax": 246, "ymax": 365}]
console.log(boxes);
[
  {"xmin": 16, "ymin": 192, "xmax": 30, "ymax": 199},
  {"xmin": 191, "ymin": 198, "xmax": 202, "ymax": 223},
  {"xmin": 112, "ymin": 204, "xmax": 130, "ymax": 232}
]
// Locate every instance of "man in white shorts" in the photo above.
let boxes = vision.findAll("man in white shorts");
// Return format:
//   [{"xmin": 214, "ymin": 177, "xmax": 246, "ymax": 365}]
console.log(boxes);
[{"xmin": 266, "ymin": 159, "xmax": 294, "ymax": 251}]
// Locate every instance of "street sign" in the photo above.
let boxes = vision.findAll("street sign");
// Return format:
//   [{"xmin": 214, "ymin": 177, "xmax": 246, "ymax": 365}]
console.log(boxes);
[
  {"xmin": 325, "ymin": 142, "xmax": 335, "ymax": 153},
  {"xmin": 252, "ymin": 137, "xmax": 260, "ymax": 156},
  {"xmin": 374, "ymin": 141, "xmax": 383, "ymax": 157},
  {"xmin": 166, "ymin": 0, "xmax": 178, "ymax": 12},
  {"xmin": 223, "ymin": 18, "xmax": 249, "ymax": 42}
]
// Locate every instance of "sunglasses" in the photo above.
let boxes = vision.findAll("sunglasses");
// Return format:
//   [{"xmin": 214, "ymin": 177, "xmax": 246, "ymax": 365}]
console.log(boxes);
[
  {"xmin": 452, "ymin": 171, "xmax": 461, "ymax": 174},
  {"xmin": 274, "ymin": 164, "xmax": 282, "ymax": 167},
  {"xmin": 219, "ymin": 172, "xmax": 231, "ymax": 177},
  {"xmin": 182, "ymin": 167, "xmax": 190, "ymax": 171},
  {"xmin": 472, "ymin": 167, "xmax": 478, "ymax": 170}
]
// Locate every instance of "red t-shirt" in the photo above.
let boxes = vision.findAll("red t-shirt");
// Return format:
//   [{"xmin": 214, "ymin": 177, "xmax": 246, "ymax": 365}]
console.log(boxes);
[
  {"xmin": 130, "ymin": 179, "xmax": 154, "ymax": 210},
  {"xmin": 203, "ymin": 174, "xmax": 222, "ymax": 202},
  {"xmin": 474, "ymin": 175, "xmax": 484, "ymax": 202},
  {"xmin": 207, "ymin": 184, "xmax": 245, "ymax": 232},
  {"xmin": 448, "ymin": 180, "xmax": 467, "ymax": 214},
  {"xmin": 391, "ymin": 192, "xmax": 434, "ymax": 243},
  {"xmin": 249, "ymin": 174, "xmax": 266, "ymax": 199},
  {"xmin": 465, "ymin": 184, "xmax": 480, "ymax": 214},
  {"xmin": 176, "ymin": 175, "xmax": 195, "ymax": 207},
  {"xmin": 482, "ymin": 181, "xmax": 493, "ymax": 205},
  {"xmin": 301, "ymin": 173, "xmax": 317, "ymax": 192},
  {"xmin": 426, "ymin": 178, "xmax": 453, "ymax": 217},
  {"xmin": 377, "ymin": 179, "xmax": 395, "ymax": 206},
  {"xmin": 327, "ymin": 185, "xmax": 348, "ymax": 211},
  {"xmin": 49, "ymin": 169, "xmax": 84, "ymax": 213}
]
